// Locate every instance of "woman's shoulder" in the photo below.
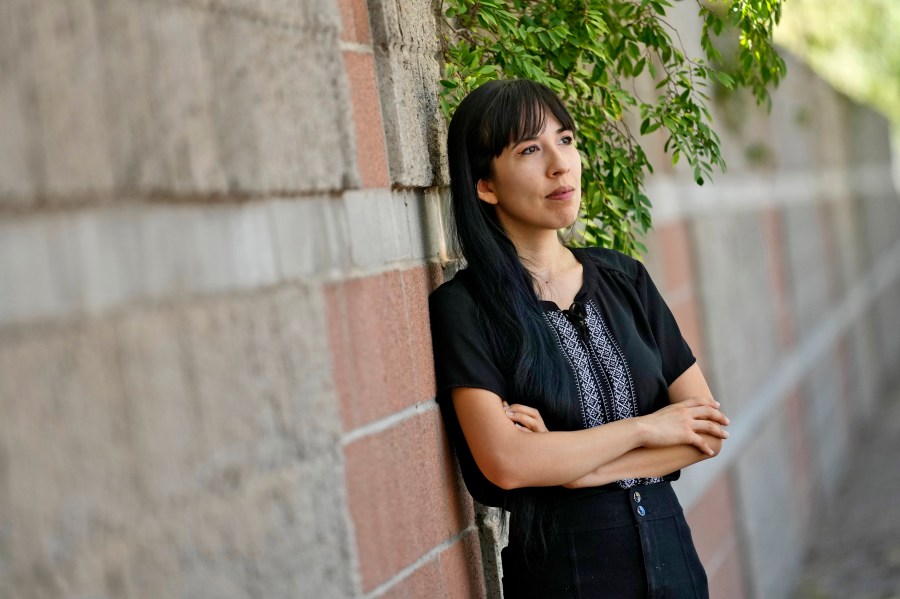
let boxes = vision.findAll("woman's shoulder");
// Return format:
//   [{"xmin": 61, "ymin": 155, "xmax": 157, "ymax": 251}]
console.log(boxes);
[
  {"xmin": 428, "ymin": 268, "xmax": 479, "ymax": 313},
  {"xmin": 574, "ymin": 246, "xmax": 642, "ymax": 283}
]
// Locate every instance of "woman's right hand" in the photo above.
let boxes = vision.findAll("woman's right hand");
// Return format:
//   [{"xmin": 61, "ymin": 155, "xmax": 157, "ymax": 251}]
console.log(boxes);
[{"xmin": 637, "ymin": 397, "xmax": 729, "ymax": 456}]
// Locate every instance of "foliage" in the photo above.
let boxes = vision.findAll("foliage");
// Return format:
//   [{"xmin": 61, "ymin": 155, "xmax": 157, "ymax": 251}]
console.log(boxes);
[
  {"xmin": 439, "ymin": 0, "xmax": 786, "ymax": 256},
  {"xmin": 775, "ymin": 0, "xmax": 900, "ymax": 124}
]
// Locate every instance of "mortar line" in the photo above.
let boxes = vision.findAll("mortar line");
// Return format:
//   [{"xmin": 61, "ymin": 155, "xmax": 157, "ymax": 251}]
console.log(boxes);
[
  {"xmin": 341, "ymin": 399, "xmax": 438, "ymax": 446},
  {"xmin": 340, "ymin": 41, "xmax": 374, "ymax": 54},
  {"xmin": 363, "ymin": 525, "xmax": 478, "ymax": 599},
  {"xmin": 678, "ymin": 236, "xmax": 900, "ymax": 510}
]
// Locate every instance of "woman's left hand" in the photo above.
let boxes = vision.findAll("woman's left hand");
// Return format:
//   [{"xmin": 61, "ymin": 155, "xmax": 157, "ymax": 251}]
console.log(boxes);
[{"xmin": 503, "ymin": 401, "xmax": 549, "ymax": 433}]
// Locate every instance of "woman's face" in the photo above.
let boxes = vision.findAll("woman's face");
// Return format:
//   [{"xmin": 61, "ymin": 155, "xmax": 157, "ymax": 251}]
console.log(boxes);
[{"xmin": 476, "ymin": 113, "xmax": 582, "ymax": 239}]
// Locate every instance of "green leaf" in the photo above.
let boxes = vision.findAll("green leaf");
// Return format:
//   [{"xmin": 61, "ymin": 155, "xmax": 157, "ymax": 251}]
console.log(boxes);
[{"xmin": 438, "ymin": 0, "xmax": 785, "ymax": 251}]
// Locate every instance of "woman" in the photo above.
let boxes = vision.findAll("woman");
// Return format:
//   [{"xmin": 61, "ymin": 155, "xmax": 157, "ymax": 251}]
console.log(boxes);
[{"xmin": 428, "ymin": 79, "xmax": 730, "ymax": 598}]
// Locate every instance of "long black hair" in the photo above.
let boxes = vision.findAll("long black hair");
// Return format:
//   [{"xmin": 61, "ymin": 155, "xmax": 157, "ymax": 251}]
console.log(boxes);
[{"xmin": 446, "ymin": 79, "xmax": 582, "ymax": 559}]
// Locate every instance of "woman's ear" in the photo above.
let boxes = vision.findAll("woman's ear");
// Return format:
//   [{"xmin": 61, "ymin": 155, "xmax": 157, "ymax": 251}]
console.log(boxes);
[{"xmin": 476, "ymin": 178, "xmax": 499, "ymax": 205}]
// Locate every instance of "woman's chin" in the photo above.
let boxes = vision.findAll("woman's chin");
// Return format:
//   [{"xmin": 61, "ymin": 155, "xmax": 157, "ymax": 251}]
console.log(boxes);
[{"xmin": 551, "ymin": 206, "xmax": 582, "ymax": 230}]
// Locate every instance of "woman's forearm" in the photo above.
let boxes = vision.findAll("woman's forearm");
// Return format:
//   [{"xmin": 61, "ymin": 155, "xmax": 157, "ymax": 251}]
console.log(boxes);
[
  {"xmin": 454, "ymin": 388, "xmax": 726, "ymax": 490},
  {"xmin": 563, "ymin": 433, "xmax": 722, "ymax": 489},
  {"xmin": 474, "ymin": 417, "xmax": 648, "ymax": 490}
]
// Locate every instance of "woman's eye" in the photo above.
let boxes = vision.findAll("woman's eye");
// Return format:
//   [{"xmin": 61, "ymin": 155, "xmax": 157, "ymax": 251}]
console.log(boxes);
[
  {"xmin": 520, "ymin": 145, "xmax": 538, "ymax": 155},
  {"xmin": 560, "ymin": 135, "xmax": 575, "ymax": 145}
]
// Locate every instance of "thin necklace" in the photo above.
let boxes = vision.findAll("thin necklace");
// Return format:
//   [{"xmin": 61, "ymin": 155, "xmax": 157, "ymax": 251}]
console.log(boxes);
[
  {"xmin": 534, "ymin": 270, "xmax": 556, "ymax": 285},
  {"xmin": 528, "ymin": 252, "xmax": 574, "ymax": 285}
]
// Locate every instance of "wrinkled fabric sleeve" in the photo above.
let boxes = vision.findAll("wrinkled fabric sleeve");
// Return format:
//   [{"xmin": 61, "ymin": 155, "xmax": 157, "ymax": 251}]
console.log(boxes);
[
  {"xmin": 428, "ymin": 280, "xmax": 512, "ymax": 507},
  {"xmin": 635, "ymin": 260, "xmax": 697, "ymax": 387},
  {"xmin": 428, "ymin": 282, "xmax": 509, "ymax": 402}
]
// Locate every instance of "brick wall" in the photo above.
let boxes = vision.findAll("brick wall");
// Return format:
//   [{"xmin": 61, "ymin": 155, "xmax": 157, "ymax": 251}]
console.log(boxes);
[
  {"xmin": 0, "ymin": 0, "xmax": 481, "ymax": 597},
  {"xmin": 1, "ymin": 1, "xmax": 899, "ymax": 598},
  {"xmin": 636, "ymin": 8, "xmax": 900, "ymax": 597}
]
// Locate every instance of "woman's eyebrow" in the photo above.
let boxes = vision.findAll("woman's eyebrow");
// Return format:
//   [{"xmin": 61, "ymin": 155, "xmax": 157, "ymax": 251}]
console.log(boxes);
[{"xmin": 516, "ymin": 126, "xmax": 572, "ymax": 144}]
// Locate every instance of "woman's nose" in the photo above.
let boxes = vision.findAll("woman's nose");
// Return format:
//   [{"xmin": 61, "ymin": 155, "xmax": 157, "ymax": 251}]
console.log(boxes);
[{"xmin": 546, "ymin": 145, "xmax": 570, "ymax": 176}]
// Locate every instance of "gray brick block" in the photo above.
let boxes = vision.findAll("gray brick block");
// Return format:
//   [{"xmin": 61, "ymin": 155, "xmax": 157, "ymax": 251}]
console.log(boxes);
[
  {"xmin": 0, "ymin": 284, "xmax": 356, "ymax": 598},
  {"xmin": 859, "ymin": 192, "xmax": 900, "ymax": 266},
  {"xmin": 117, "ymin": 4, "xmax": 227, "ymax": 194},
  {"xmin": 23, "ymin": 0, "xmax": 115, "ymax": 199},
  {"xmin": 829, "ymin": 198, "xmax": 866, "ymax": 298},
  {"xmin": 809, "ymin": 82, "xmax": 850, "ymax": 170},
  {"xmin": 422, "ymin": 185, "xmax": 454, "ymax": 261},
  {"xmin": 201, "ymin": 8, "xmax": 357, "ymax": 193},
  {"xmin": 0, "ymin": 200, "xmax": 284, "ymax": 331},
  {"xmin": 873, "ymin": 279, "xmax": 900, "ymax": 382},
  {"xmin": 92, "ymin": 0, "xmax": 169, "ymax": 194},
  {"xmin": 784, "ymin": 204, "xmax": 832, "ymax": 333},
  {"xmin": 268, "ymin": 196, "xmax": 350, "ymax": 280},
  {"xmin": 116, "ymin": 309, "xmax": 202, "ymax": 508},
  {"xmin": 802, "ymin": 353, "xmax": 851, "ymax": 497},
  {"xmin": 846, "ymin": 101, "xmax": 893, "ymax": 168},
  {"xmin": 846, "ymin": 309, "xmax": 883, "ymax": 422},
  {"xmin": 342, "ymin": 188, "xmax": 430, "ymax": 269},
  {"xmin": 0, "ymin": 0, "xmax": 357, "ymax": 203},
  {"xmin": 157, "ymin": 0, "xmax": 341, "ymax": 31},
  {"xmin": 0, "ymin": 0, "xmax": 40, "ymax": 201},
  {"xmin": 769, "ymin": 61, "xmax": 816, "ymax": 171},
  {"xmin": 690, "ymin": 213, "xmax": 781, "ymax": 414},
  {"xmin": 734, "ymin": 417, "xmax": 805, "ymax": 599},
  {"xmin": 0, "ymin": 324, "xmax": 139, "ymax": 598},
  {"xmin": 474, "ymin": 503, "xmax": 507, "ymax": 599},
  {"xmin": 76, "ymin": 202, "xmax": 278, "ymax": 316},
  {"xmin": 0, "ymin": 187, "xmax": 447, "ymax": 329},
  {"xmin": 0, "ymin": 214, "xmax": 83, "ymax": 325},
  {"xmin": 368, "ymin": 0, "xmax": 447, "ymax": 186}
]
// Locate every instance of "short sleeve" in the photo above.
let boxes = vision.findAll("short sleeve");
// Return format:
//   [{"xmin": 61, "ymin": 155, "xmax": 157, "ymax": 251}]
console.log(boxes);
[
  {"xmin": 428, "ymin": 278, "xmax": 512, "ymax": 507},
  {"xmin": 635, "ymin": 260, "xmax": 697, "ymax": 386},
  {"xmin": 428, "ymin": 280, "xmax": 509, "ymax": 402}
]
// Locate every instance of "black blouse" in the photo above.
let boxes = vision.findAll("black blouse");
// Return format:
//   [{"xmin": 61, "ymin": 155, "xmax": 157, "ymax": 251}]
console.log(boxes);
[{"xmin": 428, "ymin": 247, "xmax": 697, "ymax": 507}]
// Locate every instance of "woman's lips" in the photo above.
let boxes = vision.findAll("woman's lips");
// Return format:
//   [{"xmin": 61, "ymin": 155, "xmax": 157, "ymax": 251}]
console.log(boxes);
[{"xmin": 547, "ymin": 187, "xmax": 575, "ymax": 200}]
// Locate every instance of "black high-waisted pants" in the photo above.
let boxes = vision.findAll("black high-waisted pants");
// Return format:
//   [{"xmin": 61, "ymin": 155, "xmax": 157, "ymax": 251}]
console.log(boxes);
[{"xmin": 501, "ymin": 481, "xmax": 709, "ymax": 598}]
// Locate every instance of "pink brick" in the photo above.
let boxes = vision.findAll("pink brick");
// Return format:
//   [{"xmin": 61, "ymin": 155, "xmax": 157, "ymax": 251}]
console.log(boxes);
[
  {"xmin": 381, "ymin": 559, "xmax": 442, "ymax": 599},
  {"xmin": 656, "ymin": 221, "xmax": 695, "ymax": 295},
  {"xmin": 835, "ymin": 337, "xmax": 855, "ymax": 417},
  {"xmin": 326, "ymin": 266, "xmax": 435, "ymax": 431},
  {"xmin": 337, "ymin": 0, "xmax": 371, "ymax": 44},
  {"xmin": 759, "ymin": 207, "xmax": 795, "ymax": 349},
  {"xmin": 439, "ymin": 531, "xmax": 486, "ymax": 599},
  {"xmin": 708, "ymin": 546, "xmax": 746, "ymax": 599},
  {"xmin": 685, "ymin": 473, "xmax": 738, "ymax": 564},
  {"xmin": 378, "ymin": 532, "xmax": 485, "ymax": 599},
  {"xmin": 816, "ymin": 202, "xmax": 843, "ymax": 299},
  {"xmin": 685, "ymin": 474, "xmax": 748, "ymax": 599},
  {"xmin": 785, "ymin": 388, "xmax": 813, "ymax": 515},
  {"xmin": 669, "ymin": 296, "xmax": 706, "ymax": 371},
  {"xmin": 402, "ymin": 266, "xmax": 438, "ymax": 406},
  {"xmin": 344, "ymin": 410, "xmax": 473, "ymax": 591},
  {"xmin": 343, "ymin": 51, "xmax": 390, "ymax": 188}
]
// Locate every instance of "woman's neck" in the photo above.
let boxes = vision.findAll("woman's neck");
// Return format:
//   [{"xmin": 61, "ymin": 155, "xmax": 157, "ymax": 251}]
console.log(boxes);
[{"xmin": 508, "ymin": 229, "xmax": 574, "ymax": 277}]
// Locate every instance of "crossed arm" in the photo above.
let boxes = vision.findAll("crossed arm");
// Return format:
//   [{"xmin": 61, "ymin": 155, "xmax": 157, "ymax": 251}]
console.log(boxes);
[{"xmin": 452, "ymin": 362, "xmax": 729, "ymax": 490}]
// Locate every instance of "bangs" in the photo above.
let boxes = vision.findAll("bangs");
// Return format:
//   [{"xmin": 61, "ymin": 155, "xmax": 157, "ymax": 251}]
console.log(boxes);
[{"xmin": 479, "ymin": 80, "xmax": 577, "ymax": 158}]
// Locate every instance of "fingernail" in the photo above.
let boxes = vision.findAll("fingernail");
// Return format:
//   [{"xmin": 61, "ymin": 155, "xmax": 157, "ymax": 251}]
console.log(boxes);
[
  {"xmin": 725, "ymin": 417, "xmax": 730, "ymax": 424},
  {"xmin": 724, "ymin": 432, "xmax": 730, "ymax": 438},
  {"xmin": 506, "ymin": 411, "xmax": 513, "ymax": 417},
  {"xmin": 715, "ymin": 401, "xmax": 721, "ymax": 407}
]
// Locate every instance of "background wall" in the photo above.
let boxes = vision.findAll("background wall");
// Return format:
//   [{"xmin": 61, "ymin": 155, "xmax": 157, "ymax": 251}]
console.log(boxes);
[{"xmin": 0, "ymin": 1, "xmax": 898, "ymax": 598}]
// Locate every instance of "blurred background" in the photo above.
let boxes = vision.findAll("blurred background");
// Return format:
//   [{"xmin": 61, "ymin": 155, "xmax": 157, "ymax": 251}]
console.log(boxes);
[{"xmin": 0, "ymin": 1, "xmax": 898, "ymax": 598}]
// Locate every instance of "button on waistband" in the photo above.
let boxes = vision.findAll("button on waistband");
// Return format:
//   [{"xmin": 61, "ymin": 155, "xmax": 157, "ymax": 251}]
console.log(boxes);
[
  {"xmin": 633, "ymin": 491, "xmax": 641, "ymax": 503},
  {"xmin": 637, "ymin": 505, "xmax": 646, "ymax": 517}
]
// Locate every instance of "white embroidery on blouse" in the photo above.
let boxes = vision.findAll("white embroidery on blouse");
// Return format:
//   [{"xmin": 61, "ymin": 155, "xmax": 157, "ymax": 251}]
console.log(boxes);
[{"xmin": 544, "ymin": 299, "xmax": 663, "ymax": 489}]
